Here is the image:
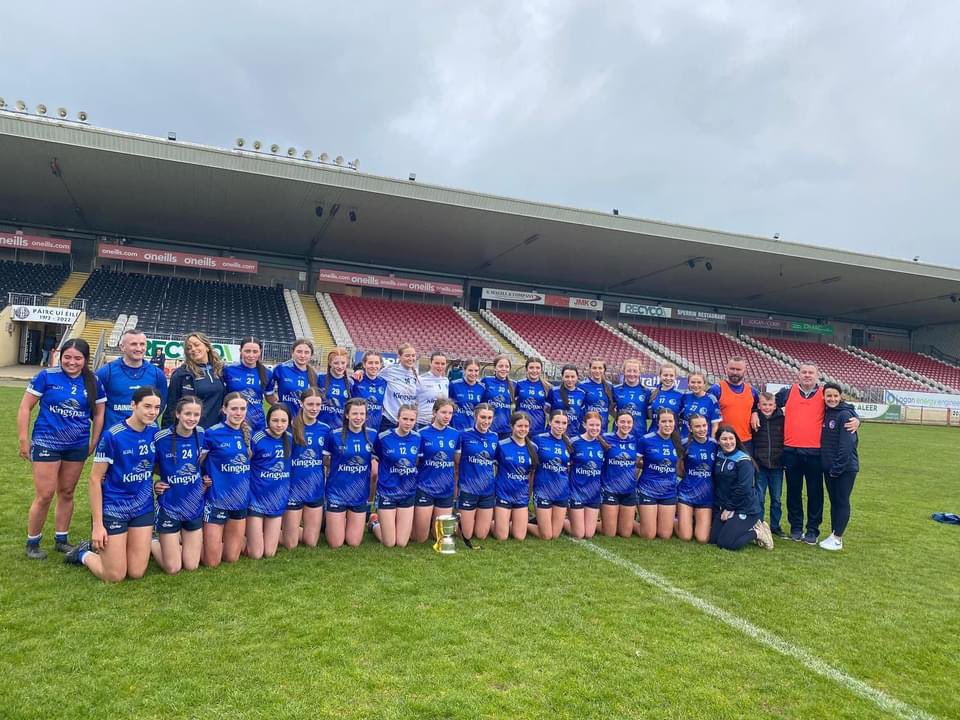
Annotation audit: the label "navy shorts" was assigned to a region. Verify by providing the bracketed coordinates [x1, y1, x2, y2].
[637, 491, 678, 506]
[601, 490, 638, 507]
[377, 494, 416, 510]
[103, 510, 154, 535]
[458, 492, 496, 511]
[569, 498, 601, 510]
[325, 500, 369, 514]
[534, 496, 569, 509]
[415, 488, 455, 508]
[203, 504, 248, 525]
[248, 508, 285, 519]
[678, 498, 713, 510]
[495, 497, 529, 510]
[31, 444, 87, 462]
[156, 506, 202, 534]
[286, 498, 325, 511]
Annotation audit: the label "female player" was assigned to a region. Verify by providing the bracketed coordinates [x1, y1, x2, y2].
[284, 388, 330, 549]
[449, 359, 485, 431]
[711, 425, 773, 551]
[514, 357, 552, 435]
[482, 354, 515, 437]
[601, 410, 640, 538]
[319, 347, 351, 429]
[493, 412, 537, 541]
[549, 364, 587, 436]
[200, 392, 252, 567]
[151, 396, 205, 574]
[529, 410, 572, 541]
[413, 398, 460, 543]
[581, 358, 615, 430]
[374, 343, 420, 431]
[819, 383, 860, 551]
[64, 386, 161, 582]
[371, 404, 421, 547]
[269, 338, 318, 417]
[677, 414, 716, 543]
[417, 352, 449, 428]
[457, 403, 498, 541]
[163, 332, 225, 429]
[568, 410, 607, 539]
[247, 404, 293, 559]
[222, 336, 273, 432]
[680, 372, 721, 440]
[18, 338, 105, 560]
[351, 351, 388, 432]
[324, 398, 377, 548]
[636, 409, 684, 540]
[647, 363, 684, 432]
[613, 358, 650, 439]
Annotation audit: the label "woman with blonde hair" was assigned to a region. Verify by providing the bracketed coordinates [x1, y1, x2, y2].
[319, 347, 351, 430]
[268, 338, 318, 418]
[163, 332, 225, 429]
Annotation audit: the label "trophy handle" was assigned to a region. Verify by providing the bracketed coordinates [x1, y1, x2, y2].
[432, 518, 443, 553]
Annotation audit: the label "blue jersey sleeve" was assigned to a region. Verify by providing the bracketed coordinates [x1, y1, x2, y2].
[27, 369, 48, 397]
[94, 429, 116, 464]
[707, 384, 722, 400]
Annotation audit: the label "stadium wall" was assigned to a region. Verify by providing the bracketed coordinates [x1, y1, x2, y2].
[912, 322, 960, 357]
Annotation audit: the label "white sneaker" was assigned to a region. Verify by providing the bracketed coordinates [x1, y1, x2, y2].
[819, 534, 843, 551]
[753, 520, 774, 550]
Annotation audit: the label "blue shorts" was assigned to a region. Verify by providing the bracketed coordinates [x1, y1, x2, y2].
[534, 496, 569, 509]
[678, 498, 713, 510]
[286, 498, 325, 511]
[31, 444, 87, 462]
[377, 494, 416, 510]
[415, 488, 455, 508]
[495, 497, 529, 510]
[458, 492, 496, 511]
[601, 490, 638, 507]
[637, 491, 678, 506]
[569, 499, 601, 510]
[325, 500, 369, 514]
[203, 504, 248, 525]
[156, 506, 203, 534]
[103, 510, 154, 535]
[248, 508, 285, 519]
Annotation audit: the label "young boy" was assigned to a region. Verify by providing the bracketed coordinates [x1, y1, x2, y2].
[752, 391, 785, 536]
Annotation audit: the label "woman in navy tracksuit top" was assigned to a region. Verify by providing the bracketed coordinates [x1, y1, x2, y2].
[710, 425, 773, 551]
[818, 383, 859, 551]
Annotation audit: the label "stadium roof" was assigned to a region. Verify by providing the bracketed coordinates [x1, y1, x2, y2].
[2, 111, 959, 330]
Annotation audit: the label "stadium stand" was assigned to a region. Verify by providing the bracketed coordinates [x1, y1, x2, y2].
[747, 336, 933, 392]
[624, 324, 797, 386]
[0, 260, 70, 309]
[330, 293, 497, 359]
[76, 268, 294, 344]
[858, 349, 960, 393]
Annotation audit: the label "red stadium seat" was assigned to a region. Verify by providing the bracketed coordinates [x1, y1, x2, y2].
[866, 350, 960, 392]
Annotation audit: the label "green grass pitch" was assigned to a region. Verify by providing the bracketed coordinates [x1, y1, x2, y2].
[0, 386, 958, 719]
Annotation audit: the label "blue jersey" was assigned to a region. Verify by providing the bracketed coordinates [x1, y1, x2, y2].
[482, 376, 514, 434]
[351, 374, 387, 431]
[249, 431, 292, 516]
[602, 432, 639, 494]
[154, 426, 206, 521]
[449, 379, 486, 431]
[580, 380, 613, 429]
[324, 428, 376, 507]
[27, 368, 106, 450]
[680, 393, 721, 439]
[271, 361, 313, 417]
[96, 359, 168, 429]
[648, 386, 685, 431]
[202, 422, 251, 511]
[532, 432, 571, 503]
[290, 419, 331, 506]
[375, 429, 421, 501]
[222, 362, 272, 432]
[613, 383, 650, 439]
[94, 422, 158, 520]
[417, 425, 461, 497]
[457, 428, 499, 496]
[570, 437, 604, 505]
[495, 438, 534, 506]
[318, 373, 351, 430]
[680, 437, 717, 507]
[638, 432, 680, 500]
[549, 386, 587, 436]
[515, 379, 550, 434]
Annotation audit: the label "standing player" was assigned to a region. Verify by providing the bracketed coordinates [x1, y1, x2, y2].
[351, 351, 388, 432]
[457, 404, 498, 542]
[283, 388, 330, 550]
[681, 372, 721, 440]
[152, 396, 205, 574]
[222, 337, 273, 432]
[269, 338, 318, 418]
[246, 404, 293, 560]
[482, 354, 515, 437]
[318, 347, 351, 430]
[708, 357, 757, 451]
[412, 398, 460, 543]
[647, 364, 684, 432]
[613, 358, 650, 439]
[636, 409, 684, 540]
[18, 338, 105, 559]
[448, 359, 485, 431]
[323, 398, 377, 548]
[581, 358, 615, 431]
[549, 365, 587, 436]
[371, 343, 420, 431]
[568, 411, 607, 539]
[514, 357, 552, 435]
[64, 386, 161, 582]
[417, 352, 450, 429]
[97, 329, 168, 430]
[371, 404, 421, 548]
[677, 415, 716, 543]
[600, 411, 640, 538]
[163, 332, 225, 429]
[493, 412, 537, 541]
[529, 410, 572, 541]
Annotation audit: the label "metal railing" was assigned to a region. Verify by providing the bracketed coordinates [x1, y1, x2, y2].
[7, 292, 87, 311]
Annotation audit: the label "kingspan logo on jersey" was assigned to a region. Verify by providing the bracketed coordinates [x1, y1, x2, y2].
[467, 451, 494, 467]
[168, 462, 199, 485]
[221, 453, 251, 474]
[424, 450, 452, 469]
[648, 461, 676, 474]
[260, 460, 289, 481]
[575, 459, 601, 478]
[341, 456, 369, 474]
[393, 457, 418, 477]
[292, 448, 322, 468]
[609, 452, 635, 469]
[122, 459, 155, 484]
[50, 397, 86, 419]
[542, 457, 568, 473]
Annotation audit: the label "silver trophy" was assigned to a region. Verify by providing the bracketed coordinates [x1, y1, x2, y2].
[432, 514, 458, 555]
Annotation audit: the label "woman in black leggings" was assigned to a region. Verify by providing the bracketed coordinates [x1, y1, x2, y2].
[710, 426, 773, 551]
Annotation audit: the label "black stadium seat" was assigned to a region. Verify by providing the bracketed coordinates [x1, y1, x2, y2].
[0, 260, 71, 310]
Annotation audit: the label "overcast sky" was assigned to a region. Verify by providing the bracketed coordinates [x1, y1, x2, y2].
[4, 1, 959, 266]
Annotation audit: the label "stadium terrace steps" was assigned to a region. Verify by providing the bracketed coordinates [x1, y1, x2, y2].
[597, 321, 663, 373]
[49, 271, 89, 305]
[480, 310, 548, 370]
[617, 324, 693, 375]
[460, 309, 524, 366]
[78, 319, 114, 359]
[859, 348, 959, 393]
[316, 293, 354, 348]
[299, 293, 337, 357]
[283, 290, 311, 341]
[330, 294, 497, 361]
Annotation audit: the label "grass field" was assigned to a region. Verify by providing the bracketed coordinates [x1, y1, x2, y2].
[1, 385, 958, 720]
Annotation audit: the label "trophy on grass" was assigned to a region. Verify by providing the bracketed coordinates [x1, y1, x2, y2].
[433, 514, 458, 555]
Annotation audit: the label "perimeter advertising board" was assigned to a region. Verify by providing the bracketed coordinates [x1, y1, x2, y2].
[98, 243, 258, 273]
[320, 268, 462, 297]
[482, 287, 603, 311]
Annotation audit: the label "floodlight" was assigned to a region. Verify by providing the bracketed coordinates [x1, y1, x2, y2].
[303, 150, 313, 160]
[236, 137, 245, 147]
[0, 98, 6, 108]
[57, 107, 67, 118]
[705, 261, 713, 271]
[287, 147, 296, 157]
[37, 104, 47, 115]
[348, 210, 357, 222]
[270, 144, 279, 153]
[253, 140, 262, 150]
[320, 153, 329, 162]
[77, 110, 88, 121]
[409, 172, 416, 181]
[613, 208, 619, 215]
[334, 155, 344, 165]
[16, 100, 27, 111]
[350, 158, 360, 169]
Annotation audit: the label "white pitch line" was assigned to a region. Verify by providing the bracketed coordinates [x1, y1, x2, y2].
[571, 539, 937, 720]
